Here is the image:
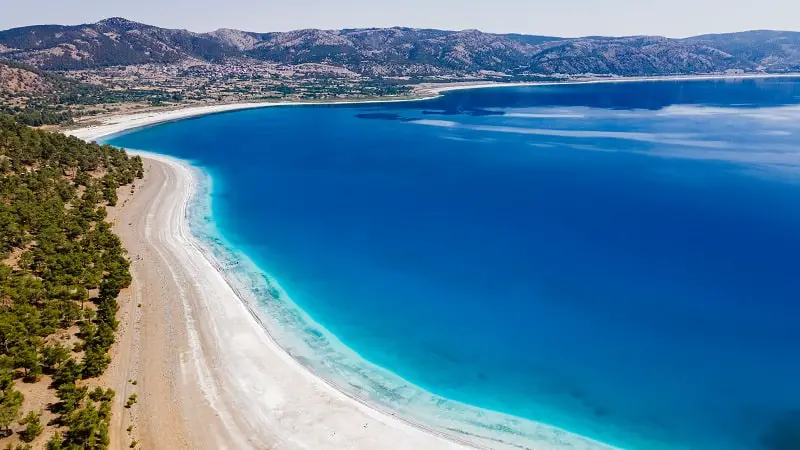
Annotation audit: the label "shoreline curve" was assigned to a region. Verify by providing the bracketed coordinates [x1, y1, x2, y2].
[109, 149, 619, 449]
[60, 78, 759, 449]
[66, 72, 800, 144]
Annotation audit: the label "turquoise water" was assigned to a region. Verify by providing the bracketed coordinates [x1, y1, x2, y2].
[108, 78, 800, 450]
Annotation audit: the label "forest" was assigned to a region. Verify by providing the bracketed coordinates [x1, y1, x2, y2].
[0, 114, 143, 448]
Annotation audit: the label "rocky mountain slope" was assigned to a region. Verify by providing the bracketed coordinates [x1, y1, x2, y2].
[0, 18, 234, 69]
[0, 61, 54, 95]
[0, 59, 118, 125]
[0, 59, 101, 100]
[1, 18, 799, 76]
[684, 31, 800, 72]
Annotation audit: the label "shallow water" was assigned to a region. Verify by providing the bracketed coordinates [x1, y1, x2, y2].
[108, 78, 800, 450]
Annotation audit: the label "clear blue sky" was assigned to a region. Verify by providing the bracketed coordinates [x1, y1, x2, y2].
[0, 0, 797, 37]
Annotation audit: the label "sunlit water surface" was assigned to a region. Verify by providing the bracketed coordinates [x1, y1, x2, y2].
[108, 78, 800, 450]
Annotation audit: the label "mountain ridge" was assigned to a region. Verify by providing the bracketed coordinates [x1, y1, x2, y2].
[1, 18, 799, 76]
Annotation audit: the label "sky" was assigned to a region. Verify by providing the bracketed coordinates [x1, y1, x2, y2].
[0, 0, 798, 37]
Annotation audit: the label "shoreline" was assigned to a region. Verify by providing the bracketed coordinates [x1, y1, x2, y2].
[65, 95, 438, 142]
[66, 72, 800, 142]
[64, 73, 798, 449]
[63, 73, 800, 449]
[424, 72, 800, 93]
[106, 152, 476, 449]
[99, 147, 617, 450]
[63, 74, 788, 449]
[68, 89, 627, 447]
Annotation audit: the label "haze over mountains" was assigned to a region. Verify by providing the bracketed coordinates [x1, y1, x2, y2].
[1, 17, 800, 77]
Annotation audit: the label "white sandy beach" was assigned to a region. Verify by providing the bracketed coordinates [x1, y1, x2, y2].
[67, 95, 438, 142]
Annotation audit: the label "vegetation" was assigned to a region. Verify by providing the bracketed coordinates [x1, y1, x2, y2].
[4, 444, 31, 450]
[124, 394, 137, 409]
[0, 60, 90, 126]
[0, 388, 22, 437]
[0, 59, 191, 126]
[17, 411, 42, 443]
[0, 106, 73, 128]
[0, 114, 142, 446]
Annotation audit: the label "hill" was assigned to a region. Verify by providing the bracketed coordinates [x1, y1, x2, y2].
[0, 61, 55, 95]
[0, 18, 235, 70]
[1, 18, 799, 76]
[0, 60, 80, 125]
[684, 30, 800, 72]
[0, 59, 120, 126]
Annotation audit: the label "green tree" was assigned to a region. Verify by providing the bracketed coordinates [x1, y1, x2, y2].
[64, 402, 109, 450]
[41, 343, 71, 373]
[55, 383, 87, 415]
[94, 323, 115, 349]
[18, 410, 43, 442]
[14, 344, 41, 382]
[0, 357, 14, 392]
[81, 346, 110, 379]
[0, 114, 142, 444]
[45, 432, 64, 450]
[53, 358, 81, 388]
[0, 388, 23, 437]
[88, 387, 114, 403]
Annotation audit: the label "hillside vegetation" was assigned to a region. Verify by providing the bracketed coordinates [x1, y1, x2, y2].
[0, 61, 90, 126]
[0, 114, 143, 448]
[0, 58, 184, 127]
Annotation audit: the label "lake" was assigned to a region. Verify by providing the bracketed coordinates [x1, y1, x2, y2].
[107, 78, 800, 450]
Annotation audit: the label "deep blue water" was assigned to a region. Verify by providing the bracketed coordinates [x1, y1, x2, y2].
[108, 78, 800, 450]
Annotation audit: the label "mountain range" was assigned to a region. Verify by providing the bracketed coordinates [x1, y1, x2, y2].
[1, 18, 800, 77]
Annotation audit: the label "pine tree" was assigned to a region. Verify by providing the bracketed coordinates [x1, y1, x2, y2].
[18, 410, 43, 442]
[0, 388, 23, 437]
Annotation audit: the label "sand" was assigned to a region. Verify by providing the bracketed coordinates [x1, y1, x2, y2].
[66, 96, 437, 142]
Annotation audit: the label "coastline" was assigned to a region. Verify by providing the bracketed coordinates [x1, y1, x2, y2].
[62, 73, 792, 449]
[63, 72, 800, 450]
[66, 72, 800, 450]
[65, 94, 439, 142]
[67, 90, 625, 448]
[92, 152, 618, 450]
[104, 152, 484, 449]
[424, 72, 800, 93]
[65, 72, 800, 142]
